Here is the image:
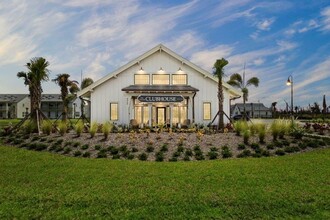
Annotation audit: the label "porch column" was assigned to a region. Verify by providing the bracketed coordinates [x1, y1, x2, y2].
[169, 104, 173, 128]
[148, 103, 152, 127]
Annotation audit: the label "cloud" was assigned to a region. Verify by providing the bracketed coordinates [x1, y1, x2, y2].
[190, 45, 234, 71]
[320, 6, 330, 31]
[256, 18, 275, 30]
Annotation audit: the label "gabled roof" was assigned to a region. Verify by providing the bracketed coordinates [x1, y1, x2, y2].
[77, 44, 242, 97]
[0, 94, 28, 103]
[122, 85, 199, 93]
[232, 103, 271, 111]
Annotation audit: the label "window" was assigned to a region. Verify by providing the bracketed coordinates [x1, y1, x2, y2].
[203, 102, 211, 120]
[152, 74, 170, 85]
[172, 74, 187, 85]
[134, 74, 149, 85]
[110, 103, 119, 121]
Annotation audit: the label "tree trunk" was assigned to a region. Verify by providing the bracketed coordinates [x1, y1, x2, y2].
[218, 79, 224, 131]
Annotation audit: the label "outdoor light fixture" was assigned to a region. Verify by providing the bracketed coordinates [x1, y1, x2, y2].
[137, 67, 145, 74]
[286, 75, 294, 119]
[176, 67, 184, 74]
[157, 67, 165, 74]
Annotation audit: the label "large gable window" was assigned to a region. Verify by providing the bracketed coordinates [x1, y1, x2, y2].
[152, 74, 170, 85]
[134, 74, 149, 85]
[110, 103, 118, 121]
[172, 74, 187, 85]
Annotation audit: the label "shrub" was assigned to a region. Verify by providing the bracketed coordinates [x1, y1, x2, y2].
[185, 149, 193, 157]
[195, 151, 205, 160]
[73, 142, 80, 148]
[82, 152, 91, 158]
[41, 121, 52, 135]
[102, 122, 111, 139]
[35, 143, 48, 151]
[221, 146, 233, 158]
[21, 121, 37, 134]
[290, 127, 304, 140]
[160, 144, 168, 152]
[58, 121, 68, 136]
[94, 145, 102, 150]
[177, 145, 184, 153]
[193, 145, 201, 151]
[173, 151, 181, 157]
[127, 154, 135, 160]
[64, 141, 73, 147]
[73, 150, 82, 157]
[112, 154, 121, 159]
[110, 147, 119, 155]
[250, 143, 260, 150]
[89, 122, 98, 138]
[119, 145, 127, 152]
[208, 151, 218, 160]
[169, 157, 178, 162]
[243, 129, 251, 145]
[75, 121, 84, 137]
[183, 155, 190, 161]
[155, 152, 164, 162]
[233, 120, 248, 136]
[131, 147, 139, 153]
[31, 136, 39, 142]
[255, 123, 266, 143]
[266, 143, 275, 150]
[237, 149, 252, 158]
[138, 152, 148, 161]
[64, 147, 72, 154]
[298, 142, 307, 150]
[281, 140, 290, 147]
[275, 149, 285, 156]
[262, 150, 271, 157]
[146, 146, 154, 153]
[97, 151, 107, 158]
[81, 144, 89, 150]
[40, 137, 47, 142]
[237, 144, 246, 150]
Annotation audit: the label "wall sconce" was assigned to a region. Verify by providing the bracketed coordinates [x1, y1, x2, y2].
[176, 67, 184, 74]
[137, 67, 145, 74]
[157, 67, 165, 74]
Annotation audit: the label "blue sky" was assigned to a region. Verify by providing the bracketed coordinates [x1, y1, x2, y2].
[0, 0, 329, 110]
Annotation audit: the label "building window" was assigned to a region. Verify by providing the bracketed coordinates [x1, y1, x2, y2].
[134, 74, 149, 85]
[172, 74, 187, 85]
[134, 105, 149, 124]
[152, 74, 170, 85]
[110, 103, 119, 121]
[203, 102, 211, 120]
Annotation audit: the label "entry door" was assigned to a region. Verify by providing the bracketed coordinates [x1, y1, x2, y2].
[157, 107, 166, 124]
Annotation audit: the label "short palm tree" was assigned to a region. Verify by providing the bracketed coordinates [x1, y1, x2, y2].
[227, 71, 259, 119]
[80, 77, 94, 117]
[52, 73, 79, 122]
[213, 58, 229, 131]
[17, 57, 50, 128]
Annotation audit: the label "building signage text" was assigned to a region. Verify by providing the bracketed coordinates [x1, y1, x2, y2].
[137, 95, 184, 103]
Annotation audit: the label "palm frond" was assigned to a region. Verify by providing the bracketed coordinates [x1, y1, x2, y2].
[246, 77, 259, 87]
[229, 73, 243, 85]
[227, 80, 241, 88]
[81, 78, 94, 90]
[212, 58, 228, 78]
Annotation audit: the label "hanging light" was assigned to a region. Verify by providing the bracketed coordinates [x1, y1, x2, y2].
[176, 67, 184, 74]
[137, 67, 145, 74]
[157, 67, 165, 74]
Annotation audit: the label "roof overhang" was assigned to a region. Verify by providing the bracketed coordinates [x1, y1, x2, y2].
[122, 85, 199, 93]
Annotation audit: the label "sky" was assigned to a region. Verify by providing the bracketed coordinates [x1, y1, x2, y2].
[0, 0, 330, 110]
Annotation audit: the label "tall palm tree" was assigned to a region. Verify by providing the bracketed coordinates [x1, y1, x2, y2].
[17, 57, 50, 124]
[213, 58, 229, 131]
[80, 77, 94, 117]
[52, 73, 79, 122]
[227, 70, 259, 119]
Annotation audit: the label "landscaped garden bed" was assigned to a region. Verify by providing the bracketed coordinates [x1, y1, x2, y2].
[1, 119, 329, 161]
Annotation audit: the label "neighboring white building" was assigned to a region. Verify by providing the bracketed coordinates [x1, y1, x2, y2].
[77, 44, 241, 127]
[231, 103, 272, 118]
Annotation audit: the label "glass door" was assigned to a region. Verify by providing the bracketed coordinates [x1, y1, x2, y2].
[156, 107, 166, 124]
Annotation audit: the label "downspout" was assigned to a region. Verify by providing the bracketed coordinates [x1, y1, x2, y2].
[192, 92, 196, 123]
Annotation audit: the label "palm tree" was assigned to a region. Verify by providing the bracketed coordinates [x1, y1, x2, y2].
[80, 77, 94, 117]
[227, 70, 259, 119]
[17, 57, 50, 126]
[52, 73, 79, 122]
[213, 58, 229, 131]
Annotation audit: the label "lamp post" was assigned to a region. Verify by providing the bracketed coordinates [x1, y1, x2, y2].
[286, 75, 294, 119]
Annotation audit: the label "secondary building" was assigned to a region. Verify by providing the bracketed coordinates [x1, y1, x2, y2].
[77, 44, 241, 127]
[231, 103, 272, 118]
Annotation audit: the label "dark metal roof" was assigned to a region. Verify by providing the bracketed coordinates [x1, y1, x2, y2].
[122, 85, 199, 93]
[0, 94, 28, 103]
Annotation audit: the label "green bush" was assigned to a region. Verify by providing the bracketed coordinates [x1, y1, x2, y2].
[97, 151, 107, 158]
[138, 152, 148, 161]
[64, 141, 73, 147]
[75, 121, 84, 137]
[89, 122, 98, 138]
[21, 121, 37, 134]
[112, 154, 121, 159]
[160, 144, 168, 152]
[185, 149, 193, 157]
[73, 150, 82, 157]
[94, 145, 102, 150]
[266, 143, 275, 150]
[146, 146, 154, 153]
[243, 129, 251, 145]
[255, 123, 266, 143]
[250, 143, 260, 150]
[233, 120, 248, 136]
[110, 147, 119, 155]
[177, 145, 184, 152]
[119, 145, 127, 152]
[169, 157, 178, 162]
[58, 121, 68, 136]
[221, 146, 233, 158]
[237, 143, 246, 150]
[275, 149, 285, 156]
[155, 152, 164, 162]
[290, 127, 304, 139]
[183, 155, 190, 161]
[73, 142, 80, 148]
[102, 122, 111, 139]
[81, 144, 89, 150]
[41, 121, 52, 135]
[195, 151, 205, 160]
[131, 147, 139, 153]
[208, 151, 218, 160]
[64, 147, 72, 154]
[35, 143, 48, 151]
[82, 152, 91, 158]
[127, 154, 134, 160]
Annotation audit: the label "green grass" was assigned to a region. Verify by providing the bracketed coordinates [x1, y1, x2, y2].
[0, 119, 20, 129]
[0, 146, 329, 219]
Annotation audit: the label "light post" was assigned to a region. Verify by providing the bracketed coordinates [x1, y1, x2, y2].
[286, 75, 293, 119]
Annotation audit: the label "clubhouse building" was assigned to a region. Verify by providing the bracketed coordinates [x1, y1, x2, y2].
[77, 44, 241, 127]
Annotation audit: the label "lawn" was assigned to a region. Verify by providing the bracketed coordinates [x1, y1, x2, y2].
[0, 146, 329, 219]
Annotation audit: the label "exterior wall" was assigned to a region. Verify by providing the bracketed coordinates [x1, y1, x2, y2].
[17, 97, 31, 118]
[90, 50, 232, 125]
